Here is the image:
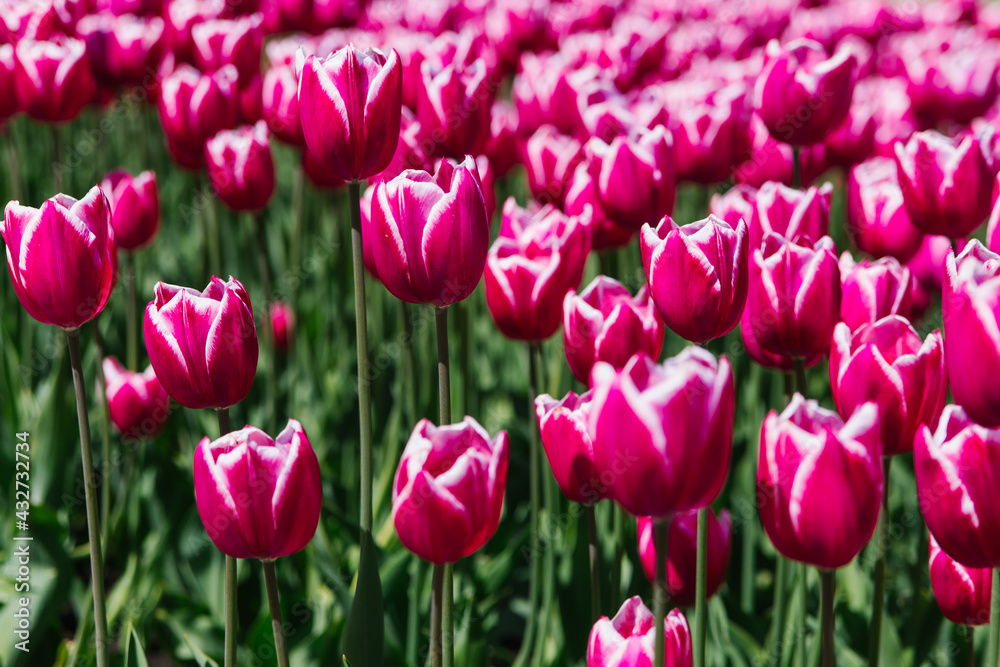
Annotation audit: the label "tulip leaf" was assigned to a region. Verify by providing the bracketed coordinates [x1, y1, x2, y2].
[343, 657, 354, 667]
[341, 529, 385, 667]
[124, 623, 150, 667]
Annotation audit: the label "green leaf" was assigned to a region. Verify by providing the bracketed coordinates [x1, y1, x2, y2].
[341, 529, 384, 667]
[343, 657, 354, 667]
[183, 633, 221, 667]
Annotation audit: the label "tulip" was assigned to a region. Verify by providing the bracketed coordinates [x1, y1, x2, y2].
[2, 186, 117, 329]
[157, 63, 239, 169]
[270, 301, 294, 351]
[14, 36, 94, 123]
[636, 509, 732, 608]
[192, 16, 262, 85]
[0, 45, 17, 121]
[535, 390, 606, 505]
[523, 125, 584, 207]
[858, 76, 918, 159]
[484, 100, 520, 178]
[641, 214, 749, 344]
[262, 64, 304, 147]
[916, 405, 1000, 568]
[357, 185, 380, 279]
[838, 254, 912, 333]
[370, 156, 489, 307]
[929, 534, 993, 626]
[709, 184, 756, 231]
[589, 348, 733, 519]
[563, 162, 634, 250]
[76, 13, 165, 88]
[371, 107, 431, 185]
[758, 395, 882, 569]
[392, 417, 509, 564]
[746, 233, 841, 359]
[102, 356, 170, 442]
[143, 276, 258, 410]
[163, 0, 224, 63]
[587, 596, 693, 667]
[297, 44, 402, 183]
[739, 306, 823, 372]
[669, 83, 752, 184]
[733, 114, 794, 188]
[194, 420, 321, 560]
[416, 57, 494, 159]
[302, 147, 344, 191]
[101, 169, 159, 251]
[750, 180, 832, 251]
[562, 276, 664, 385]
[204, 121, 275, 212]
[754, 38, 855, 146]
[894, 130, 992, 238]
[846, 156, 923, 262]
[238, 73, 263, 125]
[485, 202, 592, 341]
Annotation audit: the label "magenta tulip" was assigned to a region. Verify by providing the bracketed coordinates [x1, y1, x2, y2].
[101, 169, 159, 251]
[758, 395, 882, 569]
[204, 121, 275, 212]
[587, 596, 693, 667]
[76, 13, 164, 88]
[838, 254, 912, 333]
[357, 185, 380, 280]
[270, 301, 294, 351]
[2, 186, 117, 329]
[709, 184, 756, 232]
[523, 124, 584, 207]
[669, 82, 752, 184]
[143, 276, 258, 410]
[262, 63, 304, 147]
[739, 306, 823, 372]
[416, 57, 493, 159]
[929, 534, 993, 626]
[750, 180, 832, 251]
[846, 156, 923, 262]
[192, 15, 262, 85]
[102, 356, 170, 442]
[157, 63, 239, 169]
[564, 162, 635, 250]
[163, 0, 223, 63]
[194, 420, 321, 560]
[14, 36, 94, 123]
[392, 417, 509, 564]
[535, 390, 606, 505]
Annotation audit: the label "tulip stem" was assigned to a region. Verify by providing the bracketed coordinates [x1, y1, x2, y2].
[988, 569, 1000, 667]
[792, 146, 802, 190]
[252, 211, 276, 431]
[771, 556, 788, 667]
[401, 301, 417, 426]
[443, 563, 454, 667]
[793, 358, 807, 397]
[431, 563, 444, 667]
[66, 329, 109, 667]
[869, 457, 892, 667]
[653, 517, 671, 667]
[820, 569, 835, 667]
[4, 128, 23, 202]
[91, 325, 112, 554]
[611, 505, 623, 609]
[797, 565, 807, 667]
[203, 178, 223, 278]
[968, 625, 976, 667]
[348, 181, 374, 534]
[694, 507, 708, 667]
[531, 343, 557, 667]
[290, 160, 305, 281]
[217, 408, 237, 667]
[262, 560, 290, 667]
[435, 306, 451, 425]
[406, 556, 421, 665]
[51, 124, 62, 192]
[585, 504, 601, 622]
[125, 253, 138, 371]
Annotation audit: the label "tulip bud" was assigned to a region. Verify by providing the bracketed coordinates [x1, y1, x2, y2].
[485, 202, 592, 341]
[2, 186, 117, 329]
[157, 63, 239, 169]
[270, 301, 294, 351]
[102, 356, 171, 442]
[192, 15, 262, 85]
[535, 391, 607, 505]
[710, 184, 756, 232]
[589, 349, 733, 519]
[750, 180, 832, 251]
[416, 57, 494, 159]
[484, 100, 520, 178]
[14, 36, 94, 123]
[523, 125, 584, 207]
[564, 163, 634, 250]
[163, 0, 224, 63]
[76, 13, 165, 89]
[929, 534, 993, 626]
[758, 395, 882, 569]
[846, 156, 923, 262]
[204, 121, 275, 212]
[916, 405, 1000, 568]
[894, 130, 992, 238]
[838, 254, 912, 333]
[194, 420, 321, 560]
[238, 73, 263, 125]
[637, 508, 731, 608]
[670, 83, 752, 184]
[296, 44, 402, 182]
[392, 417, 509, 564]
[587, 596, 692, 667]
[823, 85, 876, 168]
[641, 215, 749, 344]
[144, 276, 258, 410]
[101, 169, 160, 251]
[262, 64, 304, 147]
[371, 157, 489, 306]
[562, 276, 664, 384]
[903, 29, 998, 125]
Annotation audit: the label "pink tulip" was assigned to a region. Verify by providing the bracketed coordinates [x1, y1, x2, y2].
[754, 38, 855, 146]
[562, 276, 663, 385]
[485, 0, 553, 71]
[370, 107, 431, 185]
[192, 15, 262, 85]
[589, 349, 733, 518]
[484, 99, 520, 178]
[392, 417, 509, 564]
[838, 254, 912, 333]
[194, 420, 321, 560]
[535, 390, 606, 505]
[416, 57, 494, 159]
[846, 156, 923, 262]
[76, 13, 165, 88]
[587, 596, 693, 667]
[157, 63, 239, 169]
[485, 202, 592, 341]
[358, 185, 380, 280]
[371, 157, 489, 307]
[739, 306, 823, 372]
[0, 45, 17, 121]
[270, 300, 294, 351]
[14, 36, 94, 123]
[523, 124, 584, 207]
[163, 0, 224, 63]
[916, 405, 1000, 568]
[101, 169, 159, 251]
[301, 147, 344, 191]
[641, 214, 749, 344]
[563, 162, 634, 250]
[709, 184, 756, 232]
[143, 276, 258, 410]
[858, 76, 918, 159]
[296, 44, 402, 182]
[262, 64, 303, 147]
[758, 395, 882, 569]
[102, 356, 171, 442]
[2, 186, 117, 329]
[750, 180, 832, 251]
[746, 233, 841, 359]
[733, 114, 794, 188]
[204, 121, 275, 212]
[668, 82, 752, 184]
[823, 84, 876, 168]
[637, 508, 731, 608]
[929, 534, 993, 626]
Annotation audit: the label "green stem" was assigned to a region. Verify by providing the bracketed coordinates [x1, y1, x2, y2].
[217, 408, 237, 667]
[91, 325, 112, 554]
[66, 329, 109, 667]
[653, 517, 671, 667]
[869, 457, 892, 667]
[694, 507, 708, 667]
[290, 160, 305, 281]
[988, 569, 1000, 667]
[797, 565, 807, 667]
[435, 307, 451, 425]
[204, 180, 222, 278]
[443, 562, 454, 667]
[586, 504, 601, 622]
[262, 560, 290, 667]
[968, 625, 976, 667]
[457, 299, 471, 417]
[612, 506, 623, 609]
[532, 343, 556, 667]
[4, 127, 23, 202]
[125, 253, 138, 371]
[513, 345, 541, 667]
[793, 358, 807, 397]
[348, 181, 374, 534]
[772, 556, 788, 667]
[401, 301, 417, 427]
[51, 124, 62, 192]
[820, 570, 836, 667]
[431, 563, 444, 667]
[252, 211, 276, 431]
[406, 556, 421, 665]
[792, 146, 802, 190]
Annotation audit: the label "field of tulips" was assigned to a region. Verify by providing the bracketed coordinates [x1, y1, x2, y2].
[7, 0, 1000, 666]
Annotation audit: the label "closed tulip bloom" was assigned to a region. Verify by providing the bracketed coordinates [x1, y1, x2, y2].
[587, 596, 693, 667]
[641, 215, 749, 344]
[416, 57, 493, 159]
[14, 36, 94, 123]
[739, 306, 823, 372]
[564, 163, 634, 251]
[823, 86, 876, 168]
[670, 83, 752, 184]
[562, 276, 664, 384]
[392, 417, 509, 564]
[747, 233, 841, 359]
[262, 64, 303, 147]
[0, 45, 17, 121]
[523, 125, 584, 207]
[894, 130, 992, 238]
[535, 390, 606, 505]
[637, 508, 731, 608]
[846, 156, 923, 262]
[589, 349, 734, 519]
[916, 405, 1000, 568]
[485, 204, 592, 341]
[2, 186, 117, 329]
[357, 185, 380, 279]
[371, 157, 488, 307]
[157, 63, 239, 169]
[143, 276, 258, 410]
[194, 420, 321, 560]
[301, 147, 344, 191]
[163, 0, 224, 63]
[903, 31, 999, 125]
[102, 356, 170, 442]
[204, 121, 275, 212]
[709, 184, 756, 231]
[750, 180, 832, 251]
[754, 38, 856, 146]
[270, 301, 294, 351]
[758, 395, 882, 569]
[77, 13, 165, 88]
[101, 169, 159, 251]
[192, 16, 262, 85]
[929, 534, 993, 626]
[839, 254, 912, 332]
[297, 44, 402, 183]
[484, 100, 520, 178]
